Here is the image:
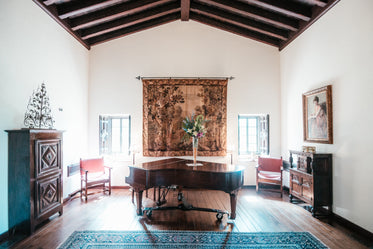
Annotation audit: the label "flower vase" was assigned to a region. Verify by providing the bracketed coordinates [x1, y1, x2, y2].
[192, 137, 198, 165]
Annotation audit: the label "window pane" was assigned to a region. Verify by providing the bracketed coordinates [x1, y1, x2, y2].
[248, 127, 256, 135]
[111, 119, 121, 153]
[239, 118, 246, 127]
[248, 143, 257, 152]
[238, 117, 247, 154]
[248, 119, 256, 126]
[122, 119, 129, 154]
[239, 138, 247, 154]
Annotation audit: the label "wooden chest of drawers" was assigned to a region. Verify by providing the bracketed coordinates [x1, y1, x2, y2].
[289, 150, 332, 217]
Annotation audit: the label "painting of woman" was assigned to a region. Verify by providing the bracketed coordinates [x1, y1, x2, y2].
[308, 95, 327, 139]
[303, 85, 333, 144]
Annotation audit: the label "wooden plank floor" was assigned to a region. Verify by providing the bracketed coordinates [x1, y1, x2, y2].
[4, 188, 369, 249]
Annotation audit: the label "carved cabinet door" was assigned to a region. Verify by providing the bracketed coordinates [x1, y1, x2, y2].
[35, 139, 62, 178]
[290, 171, 302, 197]
[35, 174, 62, 218]
[301, 175, 313, 202]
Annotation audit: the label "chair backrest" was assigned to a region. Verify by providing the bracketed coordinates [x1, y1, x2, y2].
[80, 158, 105, 174]
[258, 156, 282, 172]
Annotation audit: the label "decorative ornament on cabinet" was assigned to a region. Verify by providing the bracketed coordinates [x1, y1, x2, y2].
[24, 82, 55, 129]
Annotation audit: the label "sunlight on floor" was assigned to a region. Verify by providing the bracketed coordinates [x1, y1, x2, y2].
[243, 195, 261, 203]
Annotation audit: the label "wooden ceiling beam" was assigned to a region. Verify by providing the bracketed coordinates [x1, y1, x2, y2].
[88, 13, 180, 46]
[70, 0, 174, 31]
[190, 12, 280, 47]
[33, 0, 90, 49]
[81, 2, 181, 40]
[197, 0, 298, 31]
[36, 0, 339, 49]
[57, 0, 123, 20]
[244, 0, 312, 21]
[181, 0, 191, 21]
[43, 0, 64, 6]
[302, 0, 327, 7]
[191, 2, 288, 40]
[279, 0, 340, 50]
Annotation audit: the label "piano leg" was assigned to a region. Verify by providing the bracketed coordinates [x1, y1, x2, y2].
[229, 190, 238, 219]
[136, 190, 143, 216]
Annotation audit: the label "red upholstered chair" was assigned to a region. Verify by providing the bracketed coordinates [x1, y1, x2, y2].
[80, 158, 112, 201]
[256, 156, 283, 197]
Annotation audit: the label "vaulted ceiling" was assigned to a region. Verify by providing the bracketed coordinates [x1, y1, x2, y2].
[33, 0, 340, 50]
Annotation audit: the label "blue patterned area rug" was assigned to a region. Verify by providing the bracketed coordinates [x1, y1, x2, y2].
[58, 230, 328, 249]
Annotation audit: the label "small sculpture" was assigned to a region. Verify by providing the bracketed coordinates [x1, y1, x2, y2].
[24, 82, 55, 129]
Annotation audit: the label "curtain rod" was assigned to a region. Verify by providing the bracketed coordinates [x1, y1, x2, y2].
[136, 76, 235, 80]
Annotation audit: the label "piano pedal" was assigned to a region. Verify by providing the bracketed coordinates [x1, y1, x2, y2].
[145, 209, 152, 218]
[216, 212, 224, 221]
[156, 199, 166, 206]
[177, 192, 183, 201]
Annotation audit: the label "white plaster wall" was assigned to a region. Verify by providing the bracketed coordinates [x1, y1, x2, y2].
[0, 1, 89, 234]
[280, 0, 373, 233]
[89, 21, 281, 186]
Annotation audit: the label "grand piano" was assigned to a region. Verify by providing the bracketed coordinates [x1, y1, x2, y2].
[125, 158, 245, 220]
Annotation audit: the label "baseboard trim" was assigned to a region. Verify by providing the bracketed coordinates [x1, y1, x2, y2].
[332, 212, 373, 243]
[242, 185, 255, 189]
[288, 196, 373, 244]
[0, 231, 9, 242]
[63, 189, 81, 203]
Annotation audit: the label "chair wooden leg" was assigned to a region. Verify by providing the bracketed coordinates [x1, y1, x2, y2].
[85, 181, 88, 202]
[131, 188, 134, 204]
[255, 167, 258, 193]
[108, 168, 112, 195]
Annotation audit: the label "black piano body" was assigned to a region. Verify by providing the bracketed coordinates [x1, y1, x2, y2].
[125, 158, 245, 219]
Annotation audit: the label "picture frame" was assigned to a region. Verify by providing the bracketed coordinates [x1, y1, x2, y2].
[303, 85, 333, 144]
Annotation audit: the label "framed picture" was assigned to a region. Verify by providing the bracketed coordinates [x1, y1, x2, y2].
[303, 85, 333, 144]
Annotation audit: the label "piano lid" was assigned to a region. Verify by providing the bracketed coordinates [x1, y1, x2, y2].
[129, 158, 246, 173]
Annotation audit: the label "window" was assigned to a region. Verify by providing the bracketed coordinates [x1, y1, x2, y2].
[238, 114, 269, 155]
[99, 115, 131, 155]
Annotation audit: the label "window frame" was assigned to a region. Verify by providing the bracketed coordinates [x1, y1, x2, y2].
[99, 114, 131, 156]
[238, 114, 269, 156]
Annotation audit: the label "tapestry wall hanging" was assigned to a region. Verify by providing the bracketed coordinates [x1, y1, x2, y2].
[143, 78, 227, 157]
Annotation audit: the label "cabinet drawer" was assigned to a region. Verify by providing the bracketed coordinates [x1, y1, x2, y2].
[302, 176, 313, 201]
[35, 174, 62, 219]
[35, 139, 62, 177]
[290, 172, 301, 196]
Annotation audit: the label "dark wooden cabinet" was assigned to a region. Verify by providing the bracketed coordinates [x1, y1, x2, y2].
[289, 150, 332, 217]
[6, 129, 63, 235]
